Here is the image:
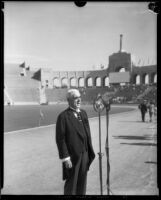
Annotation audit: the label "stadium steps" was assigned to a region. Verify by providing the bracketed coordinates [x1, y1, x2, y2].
[137, 86, 155, 100]
[6, 87, 39, 103]
[81, 87, 111, 103]
[45, 88, 68, 102]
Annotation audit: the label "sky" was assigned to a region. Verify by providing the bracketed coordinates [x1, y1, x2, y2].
[4, 1, 157, 71]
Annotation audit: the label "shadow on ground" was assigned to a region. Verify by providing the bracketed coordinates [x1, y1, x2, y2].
[119, 120, 153, 124]
[120, 142, 157, 146]
[145, 161, 157, 164]
[113, 135, 155, 140]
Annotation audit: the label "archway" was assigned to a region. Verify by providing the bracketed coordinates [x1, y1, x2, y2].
[145, 74, 149, 84]
[78, 77, 85, 87]
[70, 77, 77, 87]
[53, 78, 61, 88]
[119, 68, 126, 72]
[136, 75, 141, 85]
[87, 77, 93, 87]
[95, 77, 101, 87]
[61, 78, 68, 88]
[154, 74, 157, 83]
[104, 76, 109, 86]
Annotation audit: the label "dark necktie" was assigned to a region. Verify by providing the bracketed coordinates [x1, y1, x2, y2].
[77, 112, 82, 122]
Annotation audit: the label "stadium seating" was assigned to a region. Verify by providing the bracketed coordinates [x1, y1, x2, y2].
[80, 87, 114, 103]
[45, 88, 68, 102]
[5, 75, 38, 88]
[4, 63, 157, 105]
[4, 64, 39, 104]
[4, 63, 22, 75]
[112, 84, 157, 103]
[141, 85, 157, 103]
[6, 88, 39, 103]
[4, 92, 9, 105]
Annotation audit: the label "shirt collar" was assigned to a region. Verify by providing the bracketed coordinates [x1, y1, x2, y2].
[69, 106, 80, 113]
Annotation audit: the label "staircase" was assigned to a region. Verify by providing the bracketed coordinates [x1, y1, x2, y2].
[137, 86, 154, 100]
[4, 87, 14, 105]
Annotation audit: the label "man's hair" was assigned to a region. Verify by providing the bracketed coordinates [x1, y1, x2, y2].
[66, 89, 80, 101]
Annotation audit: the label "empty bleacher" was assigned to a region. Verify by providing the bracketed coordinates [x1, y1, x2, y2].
[4, 63, 157, 105]
[4, 63, 39, 104]
[4, 63, 22, 75]
[4, 92, 9, 105]
[7, 88, 39, 103]
[45, 88, 68, 102]
[5, 75, 38, 88]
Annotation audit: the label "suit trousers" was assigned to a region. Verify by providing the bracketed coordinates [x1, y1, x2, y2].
[141, 111, 146, 122]
[64, 150, 89, 195]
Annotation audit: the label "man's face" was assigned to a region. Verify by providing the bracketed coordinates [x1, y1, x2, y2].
[69, 92, 81, 110]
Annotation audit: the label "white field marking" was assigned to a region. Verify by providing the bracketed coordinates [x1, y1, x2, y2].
[4, 107, 137, 135]
[4, 124, 55, 135]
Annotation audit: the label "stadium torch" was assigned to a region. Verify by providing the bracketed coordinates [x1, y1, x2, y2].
[93, 93, 105, 195]
[102, 92, 113, 195]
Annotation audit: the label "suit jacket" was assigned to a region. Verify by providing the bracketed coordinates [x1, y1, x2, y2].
[139, 103, 147, 113]
[56, 107, 95, 180]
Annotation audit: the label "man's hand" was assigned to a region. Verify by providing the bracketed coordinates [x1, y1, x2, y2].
[64, 159, 72, 169]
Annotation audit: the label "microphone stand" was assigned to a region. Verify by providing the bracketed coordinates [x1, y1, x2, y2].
[105, 103, 110, 195]
[93, 94, 105, 195]
[102, 94, 112, 195]
[98, 111, 103, 195]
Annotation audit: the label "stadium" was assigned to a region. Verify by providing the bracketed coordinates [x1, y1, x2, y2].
[4, 35, 157, 106]
[3, 35, 158, 195]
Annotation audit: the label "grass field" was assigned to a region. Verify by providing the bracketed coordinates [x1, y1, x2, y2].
[4, 104, 135, 132]
[2, 104, 158, 195]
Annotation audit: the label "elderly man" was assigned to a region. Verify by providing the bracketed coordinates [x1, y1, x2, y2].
[56, 89, 95, 195]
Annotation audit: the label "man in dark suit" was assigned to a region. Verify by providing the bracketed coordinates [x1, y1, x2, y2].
[138, 99, 147, 122]
[56, 89, 95, 195]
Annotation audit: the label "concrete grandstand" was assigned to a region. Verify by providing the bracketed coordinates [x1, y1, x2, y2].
[4, 35, 157, 105]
